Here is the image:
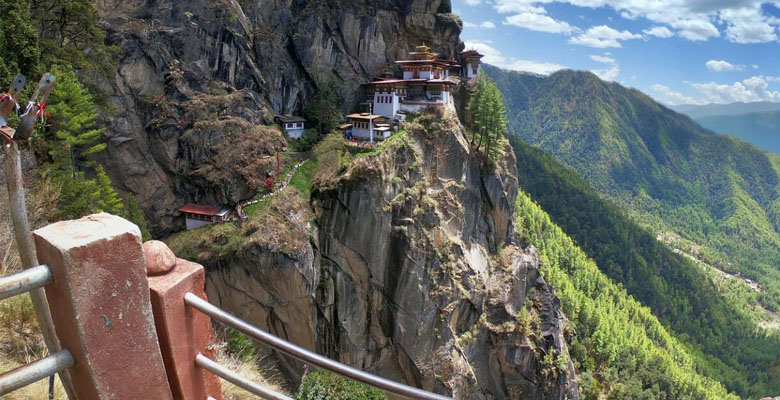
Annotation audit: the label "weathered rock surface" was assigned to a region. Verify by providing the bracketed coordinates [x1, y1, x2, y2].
[312, 112, 578, 399]
[104, 0, 580, 396]
[185, 112, 579, 399]
[93, 0, 464, 234]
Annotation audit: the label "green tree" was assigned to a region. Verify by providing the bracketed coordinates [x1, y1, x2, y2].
[126, 196, 151, 241]
[29, 0, 116, 76]
[467, 75, 507, 164]
[96, 166, 123, 215]
[40, 65, 125, 220]
[45, 66, 106, 170]
[303, 83, 342, 135]
[0, 0, 41, 85]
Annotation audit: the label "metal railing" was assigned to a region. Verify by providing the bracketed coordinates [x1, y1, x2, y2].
[0, 265, 52, 301]
[195, 353, 293, 400]
[184, 292, 454, 400]
[0, 265, 74, 396]
[0, 350, 74, 394]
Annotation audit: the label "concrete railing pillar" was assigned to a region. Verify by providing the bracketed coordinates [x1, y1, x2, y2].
[144, 240, 222, 400]
[33, 213, 173, 400]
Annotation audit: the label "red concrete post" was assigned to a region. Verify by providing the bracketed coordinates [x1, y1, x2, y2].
[33, 213, 173, 400]
[145, 241, 222, 400]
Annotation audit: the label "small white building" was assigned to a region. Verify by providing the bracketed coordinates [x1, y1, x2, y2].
[275, 115, 306, 139]
[346, 113, 391, 142]
[179, 204, 230, 230]
[461, 49, 484, 79]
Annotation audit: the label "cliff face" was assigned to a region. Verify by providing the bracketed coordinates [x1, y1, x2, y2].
[93, 0, 463, 234]
[185, 111, 579, 399]
[312, 113, 578, 399]
[104, 1, 580, 396]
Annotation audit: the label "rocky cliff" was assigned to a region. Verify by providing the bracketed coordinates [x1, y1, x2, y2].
[170, 110, 579, 399]
[93, 0, 463, 234]
[98, 0, 580, 396]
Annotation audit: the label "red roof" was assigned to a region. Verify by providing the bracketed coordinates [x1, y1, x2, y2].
[178, 203, 221, 216]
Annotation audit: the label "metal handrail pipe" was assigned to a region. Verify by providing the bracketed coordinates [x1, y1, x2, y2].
[184, 293, 454, 400]
[195, 353, 294, 400]
[0, 264, 52, 301]
[0, 350, 74, 395]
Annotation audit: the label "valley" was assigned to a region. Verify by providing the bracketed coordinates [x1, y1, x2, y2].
[2, 0, 780, 399]
[487, 64, 780, 397]
[672, 103, 780, 155]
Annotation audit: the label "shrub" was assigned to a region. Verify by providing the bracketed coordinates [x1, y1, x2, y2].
[297, 370, 387, 400]
[225, 327, 255, 361]
[289, 128, 321, 152]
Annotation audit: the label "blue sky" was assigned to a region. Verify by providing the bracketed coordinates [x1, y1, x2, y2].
[452, 0, 780, 105]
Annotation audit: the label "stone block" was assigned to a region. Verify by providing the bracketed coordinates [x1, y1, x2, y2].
[33, 213, 173, 400]
[148, 258, 222, 400]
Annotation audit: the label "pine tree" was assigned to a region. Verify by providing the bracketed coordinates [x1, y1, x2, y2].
[41, 66, 125, 219]
[30, 0, 116, 75]
[125, 195, 151, 241]
[45, 66, 106, 170]
[303, 82, 342, 135]
[0, 1, 41, 85]
[467, 75, 507, 164]
[96, 166, 123, 215]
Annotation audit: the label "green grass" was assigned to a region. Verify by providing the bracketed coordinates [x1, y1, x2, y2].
[244, 194, 274, 216]
[349, 129, 409, 159]
[289, 158, 318, 199]
[164, 221, 242, 261]
[297, 370, 387, 400]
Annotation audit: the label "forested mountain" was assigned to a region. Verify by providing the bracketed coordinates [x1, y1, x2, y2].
[510, 138, 780, 397]
[670, 102, 780, 155]
[513, 166, 738, 400]
[484, 64, 780, 314]
[671, 101, 780, 119]
[694, 110, 780, 155]
[483, 64, 780, 397]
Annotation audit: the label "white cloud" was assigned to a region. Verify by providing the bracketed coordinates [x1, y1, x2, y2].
[492, 0, 780, 44]
[590, 54, 616, 64]
[752, 64, 760, 69]
[504, 11, 579, 34]
[503, 59, 569, 74]
[463, 0, 482, 5]
[494, 1, 546, 14]
[590, 54, 619, 81]
[668, 18, 720, 41]
[463, 40, 566, 75]
[464, 20, 497, 29]
[643, 26, 674, 38]
[569, 25, 642, 48]
[652, 84, 703, 105]
[720, 8, 778, 43]
[652, 75, 780, 105]
[689, 75, 780, 103]
[594, 64, 620, 81]
[705, 60, 744, 72]
[464, 41, 507, 66]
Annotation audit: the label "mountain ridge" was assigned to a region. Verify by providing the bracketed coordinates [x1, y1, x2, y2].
[671, 101, 780, 119]
[485, 63, 780, 397]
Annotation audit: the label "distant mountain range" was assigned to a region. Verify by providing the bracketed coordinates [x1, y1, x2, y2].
[671, 102, 780, 154]
[484, 64, 780, 397]
[670, 101, 780, 119]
